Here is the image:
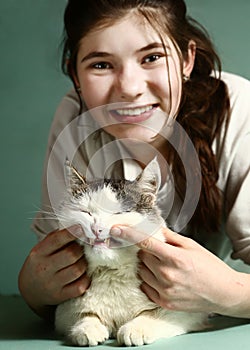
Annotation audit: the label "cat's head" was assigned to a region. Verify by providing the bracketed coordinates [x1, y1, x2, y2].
[58, 158, 164, 266]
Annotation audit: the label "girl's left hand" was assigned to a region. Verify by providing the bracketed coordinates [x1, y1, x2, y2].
[110, 225, 245, 316]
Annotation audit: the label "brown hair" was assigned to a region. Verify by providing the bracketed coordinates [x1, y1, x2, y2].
[61, 0, 230, 233]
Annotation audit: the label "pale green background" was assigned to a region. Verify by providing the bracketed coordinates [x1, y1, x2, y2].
[0, 0, 249, 295]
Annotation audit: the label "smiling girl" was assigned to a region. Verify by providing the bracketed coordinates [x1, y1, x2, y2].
[19, 0, 250, 323]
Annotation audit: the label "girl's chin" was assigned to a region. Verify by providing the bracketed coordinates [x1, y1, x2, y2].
[103, 124, 157, 143]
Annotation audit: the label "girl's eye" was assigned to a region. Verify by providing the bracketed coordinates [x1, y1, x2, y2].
[91, 62, 112, 70]
[143, 54, 164, 64]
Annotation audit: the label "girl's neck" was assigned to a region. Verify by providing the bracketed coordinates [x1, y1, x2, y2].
[119, 136, 170, 183]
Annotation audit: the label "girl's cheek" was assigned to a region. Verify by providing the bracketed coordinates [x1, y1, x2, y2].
[80, 76, 115, 108]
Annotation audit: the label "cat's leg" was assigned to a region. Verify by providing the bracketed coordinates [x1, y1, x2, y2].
[69, 315, 109, 346]
[117, 314, 187, 346]
[117, 308, 207, 346]
[56, 299, 110, 346]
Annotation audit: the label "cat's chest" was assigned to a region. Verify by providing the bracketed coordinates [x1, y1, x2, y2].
[81, 266, 156, 328]
[87, 265, 141, 297]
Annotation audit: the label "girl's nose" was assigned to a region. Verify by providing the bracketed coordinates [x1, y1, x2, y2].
[115, 64, 146, 100]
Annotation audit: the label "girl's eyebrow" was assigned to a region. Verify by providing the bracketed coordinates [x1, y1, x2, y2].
[137, 42, 167, 53]
[80, 42, 167, 63]
[81, 51, 111, 63]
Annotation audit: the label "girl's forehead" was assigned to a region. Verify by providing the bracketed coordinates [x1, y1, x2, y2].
[87, 11, 148, 34]
[79, 13, 172, 51]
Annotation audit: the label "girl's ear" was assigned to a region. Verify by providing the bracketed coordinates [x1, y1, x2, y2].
[183, 40, 196, 78]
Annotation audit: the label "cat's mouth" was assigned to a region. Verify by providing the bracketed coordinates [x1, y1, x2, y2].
[86, 237, 120, 248]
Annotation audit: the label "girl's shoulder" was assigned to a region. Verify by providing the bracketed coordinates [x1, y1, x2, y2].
[214, 72, 250, 188]
[221, 71, 250, 109]
[51, 89, 82, 133]
[220, 71, 250, 131]
[212, 72, 250, 172]
[48, 89, 98, 145]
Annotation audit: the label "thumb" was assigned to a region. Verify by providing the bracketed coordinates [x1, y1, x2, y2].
[110, 225, 168, 257]
[161, 226, 187, 246]
[110, 225, 150, 245]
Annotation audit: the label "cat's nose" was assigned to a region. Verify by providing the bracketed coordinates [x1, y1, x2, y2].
[91, 223, 104, 238]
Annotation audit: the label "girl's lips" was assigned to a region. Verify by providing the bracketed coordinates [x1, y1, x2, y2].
[109, 104, 159, 123]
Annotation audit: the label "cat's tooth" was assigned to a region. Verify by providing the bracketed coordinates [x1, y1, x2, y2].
[89, 238, 95, 245]
[105, 238, 110, 247]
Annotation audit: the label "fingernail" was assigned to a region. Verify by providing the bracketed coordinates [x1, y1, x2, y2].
[110, 226, 122, 237]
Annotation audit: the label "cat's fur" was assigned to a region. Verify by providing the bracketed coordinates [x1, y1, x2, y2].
[55, 159, 207, 346]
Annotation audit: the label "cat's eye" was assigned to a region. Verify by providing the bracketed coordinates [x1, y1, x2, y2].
[81, 210, 92, 216]
[114, 210, 131, 215]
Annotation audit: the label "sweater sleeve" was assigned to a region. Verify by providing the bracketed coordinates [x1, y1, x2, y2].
[225, 132, 250, 264]
[31, 89, 122, 240]
[31, 89, 82, 240]
[218, 73, 250, 264]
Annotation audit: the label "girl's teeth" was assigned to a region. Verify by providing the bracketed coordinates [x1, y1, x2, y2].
[115, 105, 153, 116]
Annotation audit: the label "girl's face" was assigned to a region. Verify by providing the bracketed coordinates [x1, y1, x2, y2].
[75, 13, 195, 144]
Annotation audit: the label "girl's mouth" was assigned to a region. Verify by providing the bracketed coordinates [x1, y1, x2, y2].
[109, 104, 159, 123]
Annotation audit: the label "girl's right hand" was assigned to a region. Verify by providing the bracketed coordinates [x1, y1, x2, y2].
[18, 226, 90, 320]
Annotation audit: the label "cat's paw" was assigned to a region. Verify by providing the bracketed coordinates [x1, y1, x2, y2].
[117, 319, 158, 346]
[69, 317, 109, 346]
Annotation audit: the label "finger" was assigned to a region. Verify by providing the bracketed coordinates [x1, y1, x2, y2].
[62, 273, 91, 301]
[110, 225, 169, 259]
[161, 227, 188, 247]
[141, 282, 173, 310]
[138, 250, 161, 271]
[111, 225, 150, 244]
[140, 282, 160, 305]
[139, 262, 159, 291]
[37, 225, 83, 255]
[51, 242, 84, 270]
[57, 257, 88, 285]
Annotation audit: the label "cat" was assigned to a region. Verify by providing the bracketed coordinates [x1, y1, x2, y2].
[55, 159, 207, 346]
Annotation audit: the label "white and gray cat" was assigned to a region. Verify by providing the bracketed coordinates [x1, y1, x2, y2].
[55, 159, 207, 346]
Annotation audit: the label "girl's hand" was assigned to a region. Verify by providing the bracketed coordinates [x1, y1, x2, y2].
[18, 226, 90, 319]
[111, 225, 247, 316]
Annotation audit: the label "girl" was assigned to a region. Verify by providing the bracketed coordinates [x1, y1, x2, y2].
[19, 0, 250, 322]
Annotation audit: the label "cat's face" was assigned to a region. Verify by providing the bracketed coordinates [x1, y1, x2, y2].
[60, 181, 159, 247]
[58, 159, 164, 264]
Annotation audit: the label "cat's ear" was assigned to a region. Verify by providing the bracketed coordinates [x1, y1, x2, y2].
[136, 157, 161, 208]
[64, 159, 87, 196]
[136, 157, 161, 192]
